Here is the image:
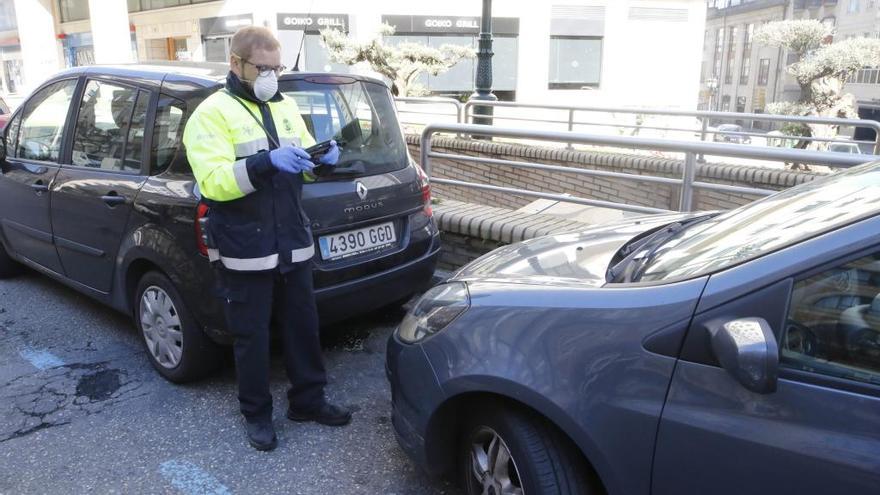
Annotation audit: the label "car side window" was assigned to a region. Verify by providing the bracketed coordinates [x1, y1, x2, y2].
[71, 80, 146, 173]
[152, 95, 185, 174]
[783, 252, 880, 386]
[17, 79, 78, 162]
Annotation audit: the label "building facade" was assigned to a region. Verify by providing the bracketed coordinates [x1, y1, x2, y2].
[699, 0, 789, 127]
[700, 0, 880, 129]
[0, 0, 707, 110]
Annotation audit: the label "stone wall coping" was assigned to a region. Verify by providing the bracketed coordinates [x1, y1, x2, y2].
[407, 133, 826, 189]
[434, 198, 593, 244]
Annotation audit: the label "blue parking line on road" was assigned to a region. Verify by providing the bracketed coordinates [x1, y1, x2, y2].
[159, 460, 232, 495]
[18, 348, 64, 370]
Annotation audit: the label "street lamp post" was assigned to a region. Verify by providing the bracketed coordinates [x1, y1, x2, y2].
[469, 0, 497, 129]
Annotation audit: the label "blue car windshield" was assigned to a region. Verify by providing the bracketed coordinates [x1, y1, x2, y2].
[639, 162, 880, 282]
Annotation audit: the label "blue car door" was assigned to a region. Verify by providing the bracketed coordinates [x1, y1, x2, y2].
[652, 233, 880, 494]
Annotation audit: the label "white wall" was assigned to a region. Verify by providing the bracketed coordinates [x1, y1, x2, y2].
[48, 0, 706, 109]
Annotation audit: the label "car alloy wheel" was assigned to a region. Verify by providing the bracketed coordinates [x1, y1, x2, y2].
[468, 426, 524, 495]
[140, 285, 183, 369]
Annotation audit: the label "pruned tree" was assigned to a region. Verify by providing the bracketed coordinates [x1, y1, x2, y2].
[755, 20, 880, 167]
[321, 24, 475, 97]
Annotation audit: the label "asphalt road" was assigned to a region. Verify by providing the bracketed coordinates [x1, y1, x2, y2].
[0, 269, 459, 495]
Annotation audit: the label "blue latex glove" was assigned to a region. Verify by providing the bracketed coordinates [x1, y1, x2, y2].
[269, 146, 314, 174]
[318, 140, 340, 166]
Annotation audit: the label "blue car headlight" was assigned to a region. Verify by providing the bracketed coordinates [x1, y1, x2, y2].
[397, 282, 470, 343]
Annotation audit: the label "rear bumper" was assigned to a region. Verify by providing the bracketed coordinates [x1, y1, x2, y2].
[315, 236, 440, 324]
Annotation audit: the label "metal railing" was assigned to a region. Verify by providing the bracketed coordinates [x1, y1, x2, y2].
[460, 100, 880, 155]
[420, 123, 878, 214]
[395, 97, 463, 125]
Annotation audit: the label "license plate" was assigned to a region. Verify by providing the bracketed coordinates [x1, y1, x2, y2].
[318, 222, 397, 261]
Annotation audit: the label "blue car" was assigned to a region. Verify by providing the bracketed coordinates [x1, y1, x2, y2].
[387, 162, 880, 495]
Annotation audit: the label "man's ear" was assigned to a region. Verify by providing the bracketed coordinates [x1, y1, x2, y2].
[229, 55, 242, 76]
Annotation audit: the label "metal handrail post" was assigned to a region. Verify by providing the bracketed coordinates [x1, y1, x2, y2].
[874, 133, 880, 156]
[421, 128, 433, 178]
[697, 117, 708, 163]
[567, 109, 575, 150]
[679, 152, 697, 211]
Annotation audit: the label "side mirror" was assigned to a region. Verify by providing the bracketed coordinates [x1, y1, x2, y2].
[708, 317, 779, 394]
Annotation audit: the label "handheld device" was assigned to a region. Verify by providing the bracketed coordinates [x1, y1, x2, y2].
[304, 140, 344, 164]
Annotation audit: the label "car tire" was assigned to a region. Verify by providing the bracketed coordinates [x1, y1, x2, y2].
[134, 271, 221, 383]
[0, 241, 22, 278]
[459, 403, 599, 495]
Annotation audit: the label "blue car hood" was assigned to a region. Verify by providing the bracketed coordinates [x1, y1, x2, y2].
[452, 212, 700, 288]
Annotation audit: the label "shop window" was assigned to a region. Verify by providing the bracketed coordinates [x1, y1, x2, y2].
[204, 38, 229, 63]
[303, 34, 350, 74]
[758, 59, 771, 86]
[0, 0, 16, 31]
[129, 0, 216, 12]
[58, 0, 89, 23]
[548, 36, 602, 89]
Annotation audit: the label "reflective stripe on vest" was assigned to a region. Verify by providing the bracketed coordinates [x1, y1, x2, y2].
[233, 137, 269, 157]
[232, 159, 255, 195]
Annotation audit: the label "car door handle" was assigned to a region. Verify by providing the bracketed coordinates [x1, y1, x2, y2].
[101, 193, 126, 207]
[30, 181, 49, 193]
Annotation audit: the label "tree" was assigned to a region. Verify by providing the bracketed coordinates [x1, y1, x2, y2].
[755, 20, 880, 166]
[320, 24, 475, 97]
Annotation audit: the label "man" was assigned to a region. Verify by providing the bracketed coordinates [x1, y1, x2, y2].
[183, 26, 352, 451]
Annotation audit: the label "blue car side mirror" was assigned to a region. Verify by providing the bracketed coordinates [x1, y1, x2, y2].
[708, 317, 779, 394]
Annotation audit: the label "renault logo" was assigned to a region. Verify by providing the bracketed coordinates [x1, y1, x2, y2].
[356, 182, 368, 200]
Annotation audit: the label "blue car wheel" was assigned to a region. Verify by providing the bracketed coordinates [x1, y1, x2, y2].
[459, 402, 599, 495]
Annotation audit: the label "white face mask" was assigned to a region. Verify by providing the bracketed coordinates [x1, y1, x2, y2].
[252, 72, 278, 102]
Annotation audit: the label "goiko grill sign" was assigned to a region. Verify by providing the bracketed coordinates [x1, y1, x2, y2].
[380, 15, 519, 35]
[276, 14, 349, 33]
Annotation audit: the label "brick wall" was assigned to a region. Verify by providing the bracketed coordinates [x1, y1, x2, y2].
[407, 134, 826, 212]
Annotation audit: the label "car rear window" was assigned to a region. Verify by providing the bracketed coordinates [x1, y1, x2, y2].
[281, 76, 408, 179]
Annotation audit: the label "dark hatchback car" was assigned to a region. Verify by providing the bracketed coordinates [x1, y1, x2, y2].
[0, 63, 439, 382]
[388, 163, 880, 494]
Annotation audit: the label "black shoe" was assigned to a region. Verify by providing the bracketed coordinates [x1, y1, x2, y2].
[245, 420, 277, 451]
[287, 402, 353, 426]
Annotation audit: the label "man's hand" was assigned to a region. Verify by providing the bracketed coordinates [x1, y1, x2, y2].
[318, 140, 340, 166]
[269, 146, 315, 174]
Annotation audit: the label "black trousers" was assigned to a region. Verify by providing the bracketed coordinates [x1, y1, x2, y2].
[216, 261, 327, 422]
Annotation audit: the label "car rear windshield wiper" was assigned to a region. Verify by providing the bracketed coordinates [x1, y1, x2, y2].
[313, 161, 367, 180]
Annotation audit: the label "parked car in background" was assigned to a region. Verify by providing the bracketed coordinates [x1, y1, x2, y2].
[0, 64, 440, 382]
[0, 96, 10, 129]
[712, 123, 751, 144]
[766, 129, 797, 148]
[387, 162, 880, 495]
[828, 140, 863, 154]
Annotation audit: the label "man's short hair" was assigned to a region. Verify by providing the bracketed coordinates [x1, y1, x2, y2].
[230, 26, 281, 60]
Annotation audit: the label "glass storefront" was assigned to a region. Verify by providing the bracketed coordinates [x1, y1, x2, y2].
[381, 15, 519, 97]
[276, 13, 349, 73]
[200, 14, 253, 62]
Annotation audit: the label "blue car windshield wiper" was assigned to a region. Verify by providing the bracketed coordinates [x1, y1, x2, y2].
[605, 215, 715, 284]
